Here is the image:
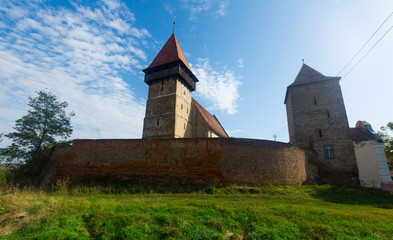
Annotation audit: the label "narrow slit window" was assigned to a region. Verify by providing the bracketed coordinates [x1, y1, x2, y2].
[184, 123, 186, 129]
[314, 96, 317, 105]
[157, 118, 159, 126]
[324, 145, 335, 159]
[187, 108, 189, 113]
[181, 104, 183, 110]
[161, 82, 164, 91]
[327, 109, 330, 119]
[319, 129, 322, 138]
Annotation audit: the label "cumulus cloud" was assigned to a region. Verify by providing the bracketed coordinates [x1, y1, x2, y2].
[0, 1, 150, 141]
[192, 58, 241, 114]
[181, 0, 230, 21]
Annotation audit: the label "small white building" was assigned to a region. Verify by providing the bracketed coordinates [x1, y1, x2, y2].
[351, 121, 392, 189]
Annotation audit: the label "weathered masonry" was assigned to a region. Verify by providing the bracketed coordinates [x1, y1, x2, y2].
[142, 34, 228, 139]
[42, 32, 392, 188]
[285, 64, 359, 185]
[42, 138, 317, 186]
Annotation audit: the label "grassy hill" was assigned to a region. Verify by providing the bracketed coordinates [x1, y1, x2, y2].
[0, 184, 392, 239]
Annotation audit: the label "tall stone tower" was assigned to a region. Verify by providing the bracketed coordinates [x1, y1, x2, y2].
[142, 34, 199, 139]
[285, 64, 359, 184]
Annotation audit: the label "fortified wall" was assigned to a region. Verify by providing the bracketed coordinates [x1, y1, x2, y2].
[45, 138, 317, 186]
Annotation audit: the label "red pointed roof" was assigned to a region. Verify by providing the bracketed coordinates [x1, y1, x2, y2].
[145, 34, 191, 71]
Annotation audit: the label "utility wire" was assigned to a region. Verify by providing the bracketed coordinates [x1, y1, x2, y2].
[337, 12, 393, 76]
[274, 126, 288, 136]
[274, 13, 393, 140]
[341, 23, 393, 81]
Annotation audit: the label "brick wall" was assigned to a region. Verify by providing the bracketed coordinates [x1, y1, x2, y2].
[50, 138, 317, 186]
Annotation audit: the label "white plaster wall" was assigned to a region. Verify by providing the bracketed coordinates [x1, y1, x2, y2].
[353, 140, 392, 188]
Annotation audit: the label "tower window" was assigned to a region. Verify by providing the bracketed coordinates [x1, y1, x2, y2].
[187, 108, 188, 113]
[161, 82, 164, 91]
[327, 109, 330, 119]
[319, 129, 322, 138]
[157, 118, 159, 126]
[184, 123, 186, 129]
[314, 96, 317, 105]
[324, 145, 335, 159]
[181, 104, 183, 110]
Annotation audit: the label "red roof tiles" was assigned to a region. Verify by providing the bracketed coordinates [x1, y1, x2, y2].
[145, 34, 191, 71]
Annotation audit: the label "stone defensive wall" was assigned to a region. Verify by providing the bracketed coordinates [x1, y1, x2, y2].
[47, 138, 317, 186]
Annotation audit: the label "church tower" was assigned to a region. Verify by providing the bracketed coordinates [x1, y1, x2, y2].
[285, 64, 359, 184]
[142, 34, 199, 139]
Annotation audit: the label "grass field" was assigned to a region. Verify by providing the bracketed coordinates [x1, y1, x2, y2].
[0, 184, 392, 239]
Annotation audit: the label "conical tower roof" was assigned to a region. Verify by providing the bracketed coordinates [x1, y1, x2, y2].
[284, 64, 340, 104]
[290, 64, 339, 87]
[144, 34, 191, 71]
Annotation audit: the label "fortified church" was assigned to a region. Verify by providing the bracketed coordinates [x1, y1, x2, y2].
[42, 33, 392, 190]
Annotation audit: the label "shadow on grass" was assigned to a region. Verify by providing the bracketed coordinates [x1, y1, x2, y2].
[310, 185, 393, 209]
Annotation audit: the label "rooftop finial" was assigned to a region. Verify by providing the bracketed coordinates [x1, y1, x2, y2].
[173, 22, 176, 35]
[302, 59, 304, 64]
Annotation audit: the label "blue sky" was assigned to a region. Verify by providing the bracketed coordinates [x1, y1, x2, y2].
[1, 0, 392, 145]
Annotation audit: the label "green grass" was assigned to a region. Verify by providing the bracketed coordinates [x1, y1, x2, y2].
[0, 184, 392, 239]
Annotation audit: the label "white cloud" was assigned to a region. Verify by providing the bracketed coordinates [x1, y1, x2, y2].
[237, 58, 244, 68]
[0, 1, 150, 142]
[181, 0, 230, 21]
[164, 3, 175, 16]
[216, 0, 230, 17]
[192, 58, 241, 114]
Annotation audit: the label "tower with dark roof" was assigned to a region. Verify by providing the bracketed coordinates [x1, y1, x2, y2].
[142, 34, 228, 139]
[285, 64, 359, 184]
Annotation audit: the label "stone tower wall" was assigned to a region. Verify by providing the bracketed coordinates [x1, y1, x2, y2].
[174, 79, 193, 138]
[143, 76, 187, 139]
[286, 80, 359, 184]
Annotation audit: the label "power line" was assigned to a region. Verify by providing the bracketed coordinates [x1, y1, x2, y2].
[337, 12, 393, 76]
[341, 23, 393, 82]
[273, 15, 393, 141]
[274, 126, 288, 136]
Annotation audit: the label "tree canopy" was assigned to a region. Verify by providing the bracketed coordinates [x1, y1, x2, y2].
[1, 90, 74, 182]
[378, 122, 393, 170]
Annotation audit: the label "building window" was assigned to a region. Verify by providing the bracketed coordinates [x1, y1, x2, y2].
[319, 129, 322, 138]
[161, 82, 164, 91]
[157, 118, 159, 126]
[181, 104, 183, 110]
[324, 145, 335, 159]
[184, 123, 186, 129]
[314, 96, 317, 105]
[327, 109, 330, 119]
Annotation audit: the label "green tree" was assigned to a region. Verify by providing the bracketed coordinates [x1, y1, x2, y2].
[1, 90, 74, 182]
[378, 122, 393, 170]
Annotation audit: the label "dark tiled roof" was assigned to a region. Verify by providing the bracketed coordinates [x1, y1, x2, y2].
[355, 120, 383, 141]
[284, 64, 340, 104]
[192, 98, 229, 138]
[144, 34, 191, 71]
[350, 127, 377, 141]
